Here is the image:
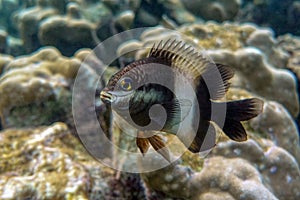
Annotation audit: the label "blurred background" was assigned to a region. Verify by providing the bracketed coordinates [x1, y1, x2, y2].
[0, 0, 299, 199]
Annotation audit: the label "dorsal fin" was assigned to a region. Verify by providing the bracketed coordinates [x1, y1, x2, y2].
[147, 39, 235, 100]
[148, 39, 210, 77]
[197, 63, 235, 100]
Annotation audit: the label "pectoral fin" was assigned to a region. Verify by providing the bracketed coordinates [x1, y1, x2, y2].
[163, 99, 192, 130]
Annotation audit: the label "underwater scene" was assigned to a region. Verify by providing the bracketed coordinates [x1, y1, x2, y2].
[0, 0, 300, 199]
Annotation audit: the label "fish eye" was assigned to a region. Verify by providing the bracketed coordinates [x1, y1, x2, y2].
[119, 77, 133, 91]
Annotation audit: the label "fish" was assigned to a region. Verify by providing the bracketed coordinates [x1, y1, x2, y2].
[100, 39, 264, 161]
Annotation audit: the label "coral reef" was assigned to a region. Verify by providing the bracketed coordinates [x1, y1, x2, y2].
[141, 142, 295, 200]
[0, 122, 150, 199]
[181, 0, 241, 22]
[38, 3, 97, 56]
[140, 91, 300, 200]
[1, 0, 300, 58]
[0, 123, 108, 199]
[0, 47, 81, 128]
[0, 1, 299, 199]
[238, 0, 300, 36]
[114, 25, 300, 199]
[250, 101, 300, 163]
[13, 0, 58, 53]
[0, 30, 8, 53]
[119, 24, 299, 117]
[0, 0, 191, 56]
[276, 34, 300, 131]
[208, 48, 298, 117]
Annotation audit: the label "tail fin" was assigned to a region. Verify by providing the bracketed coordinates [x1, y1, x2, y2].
[178, 98, 263, 153]
[222, 98, 264, 141]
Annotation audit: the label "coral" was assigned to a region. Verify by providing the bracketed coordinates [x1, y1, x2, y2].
[13, 0, 58, 53]
[179, 22, 256, 50]
[117, 24, 299, 117]
[180, 22, 291, 70]
[246, 28, 289, 68]
[238, 0, 300, 35]
[114, 25, 300, 199]
[141, 127, 300, 199]
[117, 39, 143, 60]
[114, 10, 135, 31]
[0, 54, 13, 75]
[0, 47, 81, 127]
[0, 30, 8, 53]
[250, 101, 300, 164]
[6, 0, 113, 56]
[0, 0, 19, 34]
[0, 122, 114, 199]
[208, 47, 299, 117]
[181, 0, 241, 22]
[276, 34, 300, 80]
[38, 3, 97, 56]
[210, 140, 300, 200]
[134, 0, 195, 27]
[141, 151, 284, 200]
[0, 122, 156, 199]
[161, 0, 196, 25]
[74, 0, 112, 24]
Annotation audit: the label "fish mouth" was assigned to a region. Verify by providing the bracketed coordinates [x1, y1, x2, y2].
[100, 90, 115, 103]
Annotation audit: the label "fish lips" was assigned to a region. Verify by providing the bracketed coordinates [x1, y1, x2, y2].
[100, 90, 132, 105]
[100, 90, 115, 104]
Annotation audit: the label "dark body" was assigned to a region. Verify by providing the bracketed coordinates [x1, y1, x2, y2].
[100, 39, 264, 157]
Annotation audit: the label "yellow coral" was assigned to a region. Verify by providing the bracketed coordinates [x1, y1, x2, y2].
[0, 123, 113, 199]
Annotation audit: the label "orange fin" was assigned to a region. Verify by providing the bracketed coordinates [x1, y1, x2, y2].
[148, 135, 171, 162]
[136, 137, 150, 156]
